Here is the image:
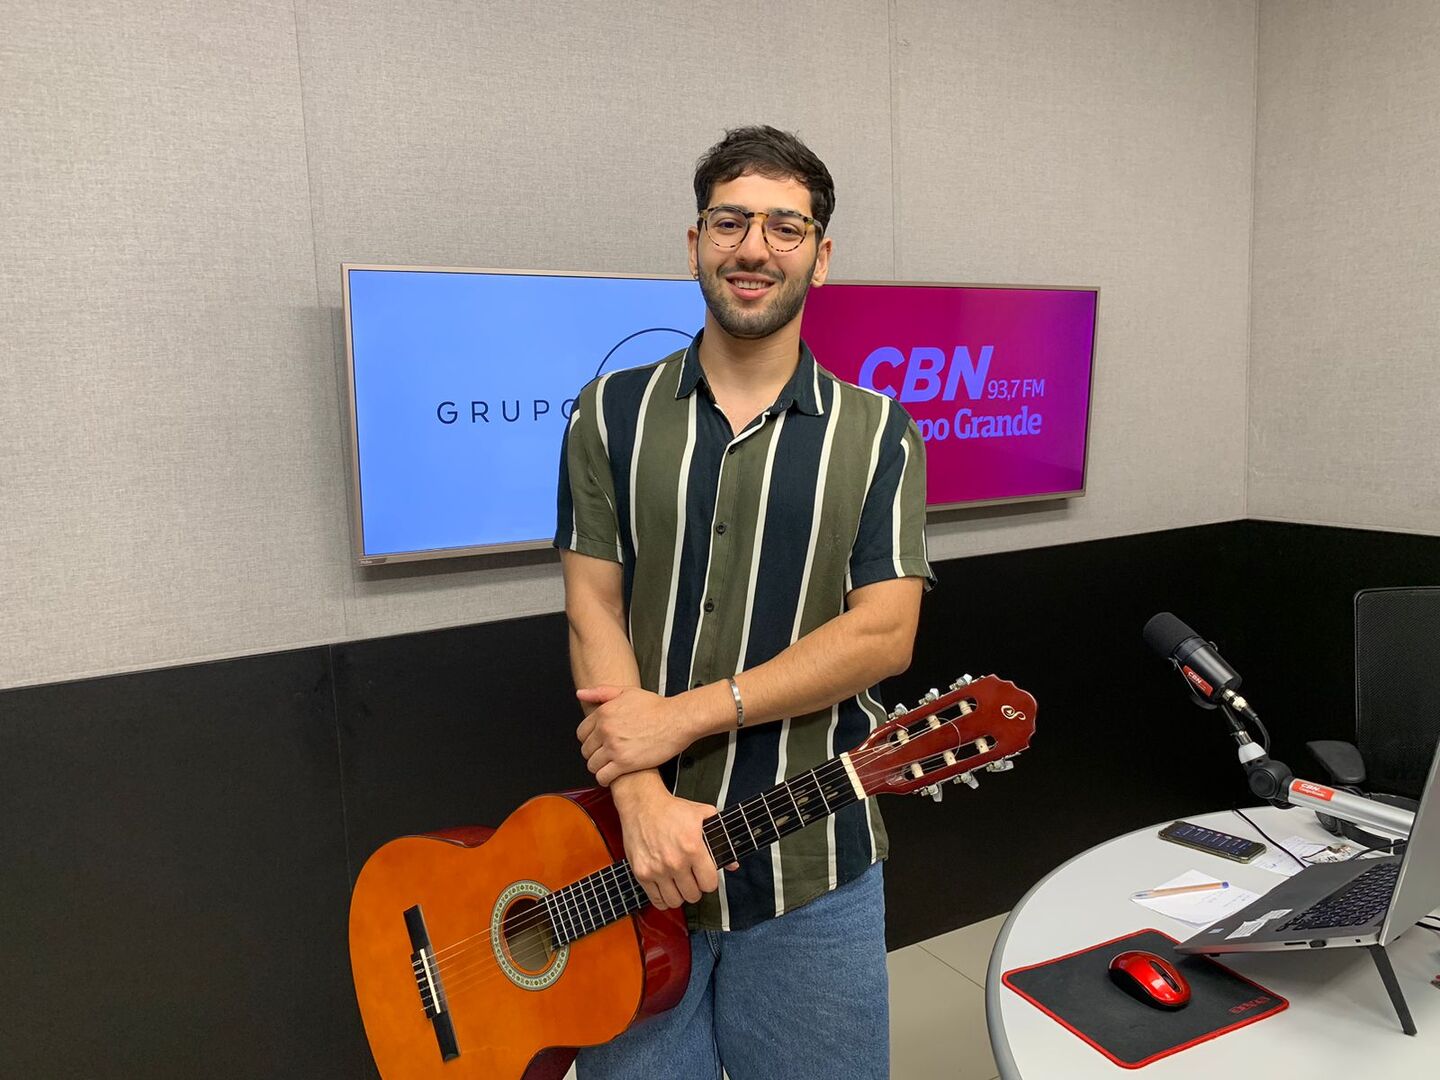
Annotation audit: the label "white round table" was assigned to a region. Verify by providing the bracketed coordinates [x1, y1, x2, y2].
[986, 807, 1440, 1077]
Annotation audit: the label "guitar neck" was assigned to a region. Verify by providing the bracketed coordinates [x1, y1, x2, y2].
[700, 754, 863, 865]
[545, 753, 863, 947]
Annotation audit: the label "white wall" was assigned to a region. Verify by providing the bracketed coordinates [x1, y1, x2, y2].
[0, 1, 1259, 689]
[1248, 0, 1440, 533]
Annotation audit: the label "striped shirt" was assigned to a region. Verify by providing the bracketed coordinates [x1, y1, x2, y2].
[555, 332, 935, 931]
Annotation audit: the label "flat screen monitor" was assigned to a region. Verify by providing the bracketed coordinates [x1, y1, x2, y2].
[341, 266, 1097, 564]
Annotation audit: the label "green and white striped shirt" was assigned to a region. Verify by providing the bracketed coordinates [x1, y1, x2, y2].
[556, 332, 935, 931]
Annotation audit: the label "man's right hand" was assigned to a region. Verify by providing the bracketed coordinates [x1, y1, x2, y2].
[610, 770, 739, 910]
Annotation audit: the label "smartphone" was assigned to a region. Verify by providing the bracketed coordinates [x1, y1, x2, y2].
[1157, 820, 1266, 862]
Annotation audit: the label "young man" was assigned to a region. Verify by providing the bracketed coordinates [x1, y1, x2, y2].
[555, 125, 934, 1079]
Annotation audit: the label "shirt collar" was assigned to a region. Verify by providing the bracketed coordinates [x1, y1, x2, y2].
[675, 329, 825, 417]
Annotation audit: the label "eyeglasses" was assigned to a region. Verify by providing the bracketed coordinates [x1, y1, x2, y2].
[698, 205, 820, 253]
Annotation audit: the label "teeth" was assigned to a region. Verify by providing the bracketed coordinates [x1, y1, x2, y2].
[731, 279, 772, 289]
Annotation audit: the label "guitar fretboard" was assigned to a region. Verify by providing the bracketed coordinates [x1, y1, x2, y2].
[542, 754, 862, 947]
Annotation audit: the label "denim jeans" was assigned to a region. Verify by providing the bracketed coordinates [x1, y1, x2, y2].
[575, 861, 888, 1080]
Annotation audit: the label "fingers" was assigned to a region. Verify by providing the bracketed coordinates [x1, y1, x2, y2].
[657, 878, 686, 910]
[576, 685, 623, 705]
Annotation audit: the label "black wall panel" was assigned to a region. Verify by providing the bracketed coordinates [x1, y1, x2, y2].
[3, 521, 1437, 1076]
[0, 648, 368, 1079]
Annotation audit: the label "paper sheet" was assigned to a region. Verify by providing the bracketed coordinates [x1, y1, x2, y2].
[1130, 870, 1262, 927]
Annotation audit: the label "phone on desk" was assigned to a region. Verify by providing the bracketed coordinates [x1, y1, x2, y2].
[1158, 820, 1265, 863]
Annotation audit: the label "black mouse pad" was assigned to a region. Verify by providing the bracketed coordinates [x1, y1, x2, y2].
[1002, 928, 1287, 1069]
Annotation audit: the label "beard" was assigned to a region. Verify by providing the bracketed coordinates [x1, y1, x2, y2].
[696, 254, 817, 340]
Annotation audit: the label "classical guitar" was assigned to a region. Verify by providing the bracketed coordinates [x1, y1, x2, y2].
[349, 674, 1036, 1079]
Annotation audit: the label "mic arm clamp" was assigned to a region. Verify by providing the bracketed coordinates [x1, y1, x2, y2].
[1223, 703, 1416, 839]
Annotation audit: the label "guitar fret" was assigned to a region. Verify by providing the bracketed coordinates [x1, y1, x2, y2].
[756, 790, 781, 844]
[559, 886, 578, 943]
[715, 810, 744, 861]
[579, 876, 598, 936]
[599, 867, 618, 924]
[807, 769, 831, 816]
[784, 779, 806, 828]
[705, 818, 738, 867]
[733, 802, 759, 853]
[564, 886, 583, 941]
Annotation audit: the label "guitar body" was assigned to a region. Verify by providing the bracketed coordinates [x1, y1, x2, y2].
[349, 788, 690, 1079]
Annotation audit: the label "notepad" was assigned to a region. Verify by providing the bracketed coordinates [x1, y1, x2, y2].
[1130, 870, 1261, 927]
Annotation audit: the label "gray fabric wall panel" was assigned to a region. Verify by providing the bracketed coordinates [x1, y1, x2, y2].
[895, 0, 1258, 562]
[1, 2, 349, 688]
[1249, 1, 1440, 533]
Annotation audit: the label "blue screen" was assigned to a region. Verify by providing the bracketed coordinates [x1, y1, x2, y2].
[346, 269, 705, 559]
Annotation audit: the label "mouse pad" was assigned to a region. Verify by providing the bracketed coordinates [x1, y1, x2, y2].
[1002, 928, 1288, 1069]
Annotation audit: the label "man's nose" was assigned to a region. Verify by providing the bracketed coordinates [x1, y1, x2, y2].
[734, 218, 772, 263]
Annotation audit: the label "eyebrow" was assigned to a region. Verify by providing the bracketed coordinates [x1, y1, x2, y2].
[714, 203, 808, 217]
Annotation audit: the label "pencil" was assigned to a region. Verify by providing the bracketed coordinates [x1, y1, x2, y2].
[1132, 881, 1230, 899]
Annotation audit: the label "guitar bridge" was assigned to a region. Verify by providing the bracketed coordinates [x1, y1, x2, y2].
[404, 905, 460, 1063]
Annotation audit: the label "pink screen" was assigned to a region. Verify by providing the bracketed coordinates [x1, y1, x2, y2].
[800, 284, 1096, 507]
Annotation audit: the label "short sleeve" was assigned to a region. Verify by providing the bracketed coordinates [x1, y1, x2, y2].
[554, 378, 622, 563]
[847, 406, 936, 593]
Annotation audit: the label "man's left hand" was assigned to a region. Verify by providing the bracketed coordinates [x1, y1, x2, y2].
[576, 686, 698, 786]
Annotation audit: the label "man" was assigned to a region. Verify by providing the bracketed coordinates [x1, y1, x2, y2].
[555, 125, 933, 1079]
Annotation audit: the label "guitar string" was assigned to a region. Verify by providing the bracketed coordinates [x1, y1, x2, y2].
[415, 718, 982, 975]
[411, 737, 1004, 1000]
[417, 716, 998, 981]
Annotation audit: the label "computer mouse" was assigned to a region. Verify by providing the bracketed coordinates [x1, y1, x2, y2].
[1107, 950, 1191, 1010]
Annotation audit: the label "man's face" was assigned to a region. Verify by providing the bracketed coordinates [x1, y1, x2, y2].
[688, 172, 832, 341]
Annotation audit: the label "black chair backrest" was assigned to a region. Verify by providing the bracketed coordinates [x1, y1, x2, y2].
[1355, 587, 1440, 801]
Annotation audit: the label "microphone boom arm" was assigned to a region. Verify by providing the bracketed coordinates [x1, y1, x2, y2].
[1223, 699, 1416, 840]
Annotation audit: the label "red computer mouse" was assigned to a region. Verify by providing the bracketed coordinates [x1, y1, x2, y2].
[1107, 950, 1192, 1010]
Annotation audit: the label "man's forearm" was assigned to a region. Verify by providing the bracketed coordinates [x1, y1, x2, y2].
[677, 589, 919, 742]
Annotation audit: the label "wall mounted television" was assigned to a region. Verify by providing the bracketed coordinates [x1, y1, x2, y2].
[341, 265, 1098, 565]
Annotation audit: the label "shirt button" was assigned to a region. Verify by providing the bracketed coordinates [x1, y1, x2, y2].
[715, 522, 727, 535]
[727, 445, 738, 455]
[680, 755, 694, 769]
[703, 599, 715, 613]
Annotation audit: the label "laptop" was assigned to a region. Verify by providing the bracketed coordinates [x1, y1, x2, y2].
[1178, 743, 1440, 955]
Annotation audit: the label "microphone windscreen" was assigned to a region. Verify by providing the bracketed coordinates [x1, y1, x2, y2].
[1143, 612, 1197, 658]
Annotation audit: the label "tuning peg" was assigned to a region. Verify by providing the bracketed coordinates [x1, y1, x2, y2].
[920, 688, 940, 704]
[953, 771, 980, 789]
[949, 675, 974, 690]
[984, 759, 1014, 773]
[888, 702, 910, 720]
[923, 783, 943, 803]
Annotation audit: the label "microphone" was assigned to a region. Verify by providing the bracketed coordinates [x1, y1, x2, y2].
[1142, 612, 1244, 707]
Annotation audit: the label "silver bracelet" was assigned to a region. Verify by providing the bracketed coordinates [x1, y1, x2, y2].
[726, 676, 745, 729]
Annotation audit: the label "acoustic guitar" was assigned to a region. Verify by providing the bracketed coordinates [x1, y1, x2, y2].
[349, 674, 1037, 1079]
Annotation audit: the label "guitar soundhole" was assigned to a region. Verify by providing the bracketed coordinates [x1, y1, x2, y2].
[501, 897, 557, 975]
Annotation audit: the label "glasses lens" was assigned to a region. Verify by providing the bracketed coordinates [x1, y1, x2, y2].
[763, 212, 809, 252]
[705, 209, 749, 248]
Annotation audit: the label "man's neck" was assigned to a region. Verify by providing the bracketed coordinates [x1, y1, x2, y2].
[696, 314, 803, 403]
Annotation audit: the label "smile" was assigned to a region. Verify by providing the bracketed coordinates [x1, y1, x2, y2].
[725, 276, 777, 298]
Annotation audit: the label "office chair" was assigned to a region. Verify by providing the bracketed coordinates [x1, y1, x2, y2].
[1308, 587, 1440, 846]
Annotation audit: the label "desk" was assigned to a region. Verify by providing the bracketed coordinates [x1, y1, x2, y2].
[986, 807, 1440, 1077]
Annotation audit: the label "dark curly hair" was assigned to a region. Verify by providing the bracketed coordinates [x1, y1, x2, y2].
[693, 125, 836, 234]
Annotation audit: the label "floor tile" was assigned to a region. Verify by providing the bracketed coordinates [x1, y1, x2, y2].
[918, 911, 1011, 987]
[888, 944, 998, 1079]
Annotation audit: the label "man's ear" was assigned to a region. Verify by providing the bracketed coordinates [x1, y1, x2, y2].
[686, 225, 700, 278]
[811, 235, 834, 286]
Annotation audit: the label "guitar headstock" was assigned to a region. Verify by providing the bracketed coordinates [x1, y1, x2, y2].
[851, 675, 1036, 799]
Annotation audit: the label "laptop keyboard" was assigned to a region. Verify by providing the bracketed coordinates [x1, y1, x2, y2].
[1276, 861, 1400, 932]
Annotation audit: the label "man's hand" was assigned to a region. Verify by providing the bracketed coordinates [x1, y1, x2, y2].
[610, 772, 738, 909]
[576, 685, 699, 785]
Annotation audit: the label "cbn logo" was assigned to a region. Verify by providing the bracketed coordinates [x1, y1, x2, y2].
[858, 346, 994, 403]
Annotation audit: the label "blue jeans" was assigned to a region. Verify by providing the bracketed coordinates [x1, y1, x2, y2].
[575, 862, 888, 1080]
